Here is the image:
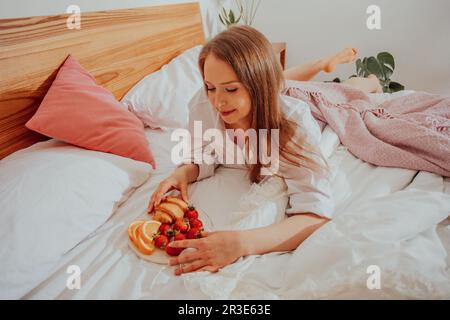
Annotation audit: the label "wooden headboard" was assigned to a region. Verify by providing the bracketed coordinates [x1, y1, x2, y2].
[0, 3, 205, 159]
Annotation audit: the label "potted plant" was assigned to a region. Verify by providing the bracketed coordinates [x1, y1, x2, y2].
[331, 52, 405, 93]
[219, 0, 262, 28]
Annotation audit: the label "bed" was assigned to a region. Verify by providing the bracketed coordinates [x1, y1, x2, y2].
[1, 3, 449, 300]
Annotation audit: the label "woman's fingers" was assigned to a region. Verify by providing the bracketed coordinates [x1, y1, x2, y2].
[198, 266, 219, 273]
[148, 182, 169, 212]
[169, 249, 201, 266]
[175, 260, 207, 276]
[147, 188, 160, 212]
[169, 238, 203, 250]
[201, 231, 216, 237]
[147, 194, 155, 213]
[153, 181, 173, 208]
[153, 192, 164, 209]
[147, 175, 187, 213]
[180, 182, 188, 203]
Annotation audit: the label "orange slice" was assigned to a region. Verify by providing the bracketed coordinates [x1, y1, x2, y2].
[140, 220, 161, 244]
[128, 220, 144, 244]
[135, 233, 156, 255]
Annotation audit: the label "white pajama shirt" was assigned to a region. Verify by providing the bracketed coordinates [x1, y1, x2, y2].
[182, 88, 335, 219]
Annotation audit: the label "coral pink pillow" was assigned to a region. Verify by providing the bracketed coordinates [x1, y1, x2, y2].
[26, 55, 156, 169]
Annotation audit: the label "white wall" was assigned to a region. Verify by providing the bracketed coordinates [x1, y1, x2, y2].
[1, 0, 449, 94]
[253, 0, 450, 94]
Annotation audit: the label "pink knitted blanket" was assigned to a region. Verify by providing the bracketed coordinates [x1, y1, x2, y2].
[283, 80, 450, 177]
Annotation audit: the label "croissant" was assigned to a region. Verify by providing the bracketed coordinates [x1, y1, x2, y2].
[156, 202, 185, 220]
[164, 196, 189, 211]
[152, 210, 173, 224]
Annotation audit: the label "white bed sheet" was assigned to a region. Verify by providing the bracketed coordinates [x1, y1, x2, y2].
[23, 93, 450, 300]
[24, 128, 188, 299]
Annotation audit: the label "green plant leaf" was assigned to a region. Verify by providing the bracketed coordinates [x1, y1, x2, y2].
[340, 51, 404, 91]
[361, 57, 370, 77]
[377, 52, 395, 79]
[379, 79, 389, 87]
[366, 56, 385, 81]
[222, 7, 228, 18]
[219, 13, 225, 26]
[229, 10, 236, 23]
[389, 81, 404, 92]
[356, 59, 362, 77]
[378, 52, 395, 69]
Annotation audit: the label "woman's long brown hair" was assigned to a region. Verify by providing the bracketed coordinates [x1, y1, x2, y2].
[198, 25, 328, 183]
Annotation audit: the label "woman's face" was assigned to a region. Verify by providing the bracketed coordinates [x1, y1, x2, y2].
[203, 54, 252, 129]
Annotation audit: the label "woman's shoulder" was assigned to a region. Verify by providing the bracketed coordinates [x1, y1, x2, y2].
[188, 87, 220, 129]
[279, 94, 322, 145]
[280, 93, 310, 110]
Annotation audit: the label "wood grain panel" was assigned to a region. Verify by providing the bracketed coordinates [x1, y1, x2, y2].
[0, 3, 205, 159]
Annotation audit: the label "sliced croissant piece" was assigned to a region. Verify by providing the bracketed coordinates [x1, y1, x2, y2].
[157, 202, 185, 220]
[164, 196, 189, 212]
[152, 210, 173, 224]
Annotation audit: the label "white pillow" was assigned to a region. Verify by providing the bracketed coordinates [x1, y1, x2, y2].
[121, 45, 204, 130]
[0, 139, 152, 299]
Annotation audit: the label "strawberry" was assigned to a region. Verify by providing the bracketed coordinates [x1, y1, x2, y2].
[174, 233, 186, 241]
[159, 223, 175, 237]
[185, 206, 199, 220]
[165, 233, 187, 256]
[189, 218, 203, 230]
[173, 218, 189, 233]
[165, 244, 184, 256]
[153, 235, 169, 249]
[186, 227, 202, 239]
[166, 246, 183, 256]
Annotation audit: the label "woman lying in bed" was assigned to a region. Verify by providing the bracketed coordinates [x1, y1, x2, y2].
[147, 25, 383, 276]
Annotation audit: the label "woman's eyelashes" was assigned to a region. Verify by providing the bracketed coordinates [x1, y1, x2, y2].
[206, 87, 238, 93]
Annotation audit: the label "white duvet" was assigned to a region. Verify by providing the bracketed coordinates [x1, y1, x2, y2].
[21, 92, 450, 299]
[182, 150, 450, 299]
[21, 128, 450, 300]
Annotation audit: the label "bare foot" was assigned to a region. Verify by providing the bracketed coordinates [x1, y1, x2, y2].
[323, 47, 358, 73]
[368, 74, 383, 93]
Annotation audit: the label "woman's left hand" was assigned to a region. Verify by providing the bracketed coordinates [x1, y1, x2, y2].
[168, 230, 245, 276]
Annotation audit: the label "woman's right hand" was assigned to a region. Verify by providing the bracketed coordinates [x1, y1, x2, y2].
[147, 170, 189, 213]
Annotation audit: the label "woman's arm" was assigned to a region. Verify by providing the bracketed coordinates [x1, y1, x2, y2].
[238, 213, 329, 256]
[182, 163, 200, 184]
[168, 213, 329, 275]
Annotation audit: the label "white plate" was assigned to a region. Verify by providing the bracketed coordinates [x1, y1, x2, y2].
[128, 207, 214, 264]
[128, 237, 170, 264]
